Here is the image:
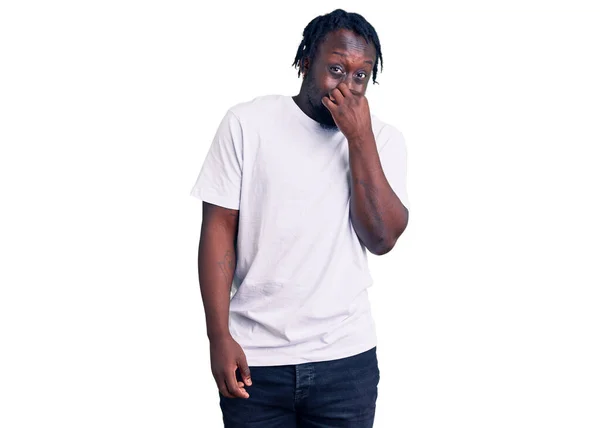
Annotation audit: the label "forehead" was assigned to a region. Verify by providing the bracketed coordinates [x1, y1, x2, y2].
[317, 28, 376, 61]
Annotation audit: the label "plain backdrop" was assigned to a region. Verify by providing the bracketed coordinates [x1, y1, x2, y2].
[1, 1, 599, 427]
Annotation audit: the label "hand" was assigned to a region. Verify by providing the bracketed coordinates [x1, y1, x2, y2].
[210, 334, 252, 399]
[322, 82, 373, 141]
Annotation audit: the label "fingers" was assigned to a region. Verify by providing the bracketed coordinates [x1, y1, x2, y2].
[238, 356, 253, 387]
[325, 84, 355, 108]
[226, 371, 249, 399]
[218, 374, 249, 399]
[215, 350, 253, 400]
[218, 380, 235, 399]
[329, 87, 343, 103]
[336, 83, 352, 98]
[322, 95, 335, 109]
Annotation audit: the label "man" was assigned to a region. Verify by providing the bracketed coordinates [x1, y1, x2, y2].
[190, 8, 410, 428]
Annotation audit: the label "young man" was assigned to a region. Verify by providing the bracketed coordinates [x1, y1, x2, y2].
[190, 8, 410, 427]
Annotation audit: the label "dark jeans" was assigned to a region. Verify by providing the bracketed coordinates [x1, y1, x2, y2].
[219, 346, 380, 427]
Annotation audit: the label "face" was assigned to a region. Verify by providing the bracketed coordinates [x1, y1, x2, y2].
[302, 28, 376, 130]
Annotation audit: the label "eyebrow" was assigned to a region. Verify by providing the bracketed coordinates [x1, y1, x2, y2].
[331, 51, 373, 65]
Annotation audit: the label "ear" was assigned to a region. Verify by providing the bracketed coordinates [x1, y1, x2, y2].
[302, 58, 310, 77]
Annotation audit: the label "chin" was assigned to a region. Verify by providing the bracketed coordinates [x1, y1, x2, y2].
[311, 104, 337, 129]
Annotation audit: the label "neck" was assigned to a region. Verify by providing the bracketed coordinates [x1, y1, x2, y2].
[292, 90, 320, 123]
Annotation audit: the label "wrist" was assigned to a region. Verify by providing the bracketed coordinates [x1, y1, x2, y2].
[208, 330, 232, 343]
[347, 130, 375, 147]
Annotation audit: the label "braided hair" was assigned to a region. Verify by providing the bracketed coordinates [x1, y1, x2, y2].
[292, 9, 383, 84]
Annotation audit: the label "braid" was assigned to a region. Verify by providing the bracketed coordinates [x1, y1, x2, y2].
[292, 9, 384, 84]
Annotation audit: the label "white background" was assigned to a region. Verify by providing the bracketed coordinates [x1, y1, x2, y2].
[1, 1, 599, 427]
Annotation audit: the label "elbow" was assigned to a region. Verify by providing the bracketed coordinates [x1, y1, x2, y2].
[372, 245, 393, 256]
[370, 236, 395, 256]
[371, 220, 409, 256]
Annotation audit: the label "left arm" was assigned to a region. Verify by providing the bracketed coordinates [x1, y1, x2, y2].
[322, 82, 409, 255]
[347, 131, 408, 255]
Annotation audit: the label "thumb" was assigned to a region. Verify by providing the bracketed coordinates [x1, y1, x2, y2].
[238, 355, 252, 386]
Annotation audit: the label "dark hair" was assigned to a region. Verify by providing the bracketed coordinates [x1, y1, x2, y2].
[292, 9, 383, 84]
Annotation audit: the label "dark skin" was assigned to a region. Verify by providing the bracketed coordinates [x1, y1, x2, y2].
[201, 29, 409, 403]
[293, 28, 409, 254]
[199, 202, 251, 399]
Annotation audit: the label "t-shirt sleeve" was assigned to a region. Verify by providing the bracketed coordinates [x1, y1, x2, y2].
[378, 124, 411, 211]
[189, 110, 243, 210]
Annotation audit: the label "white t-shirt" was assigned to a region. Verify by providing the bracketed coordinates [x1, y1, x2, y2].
[190, 94, 410, 366]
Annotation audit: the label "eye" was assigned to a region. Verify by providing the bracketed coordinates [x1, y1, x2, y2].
[357, 72, 367, 79]
[330, 66, 343, 74]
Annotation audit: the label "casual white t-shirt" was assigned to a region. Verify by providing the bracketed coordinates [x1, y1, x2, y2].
[190, 94, 410, 366]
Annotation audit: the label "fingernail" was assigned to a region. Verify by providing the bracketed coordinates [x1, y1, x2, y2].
[247, 379, 252, 385]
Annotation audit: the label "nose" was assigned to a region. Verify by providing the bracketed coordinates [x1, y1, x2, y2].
[342, 73, 361, 95]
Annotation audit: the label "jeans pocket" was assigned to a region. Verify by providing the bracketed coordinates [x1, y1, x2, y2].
[348, 354, 379, 387]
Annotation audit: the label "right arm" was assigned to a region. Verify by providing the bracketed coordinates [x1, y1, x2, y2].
[198, 201, 239, 341]
[197, 201, 252, 399]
